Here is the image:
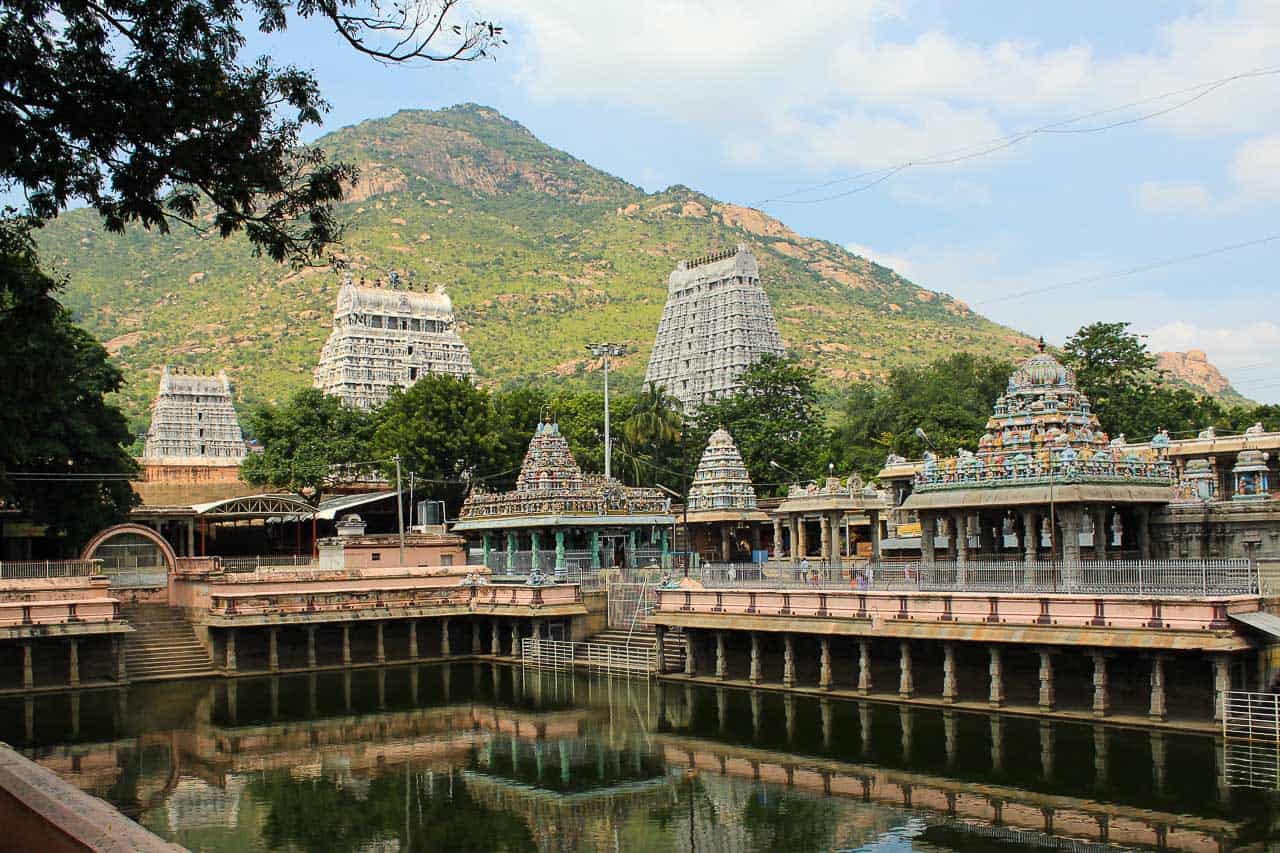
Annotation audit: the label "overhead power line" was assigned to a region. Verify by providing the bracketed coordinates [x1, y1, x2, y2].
[756, 65, 1280, 206]
[973, 232, 1280, 306]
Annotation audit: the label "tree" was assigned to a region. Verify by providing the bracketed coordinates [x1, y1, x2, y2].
[490, 385, 552, 490]
[371, 376, 499, 513]
[830, 352, 1013, 478]
[0, 220, 137, 548]
[3, 0, 504, 262]
[618, 384, 683, 487]
[690, 355, 829, 493]
[241, 387, 376, 503]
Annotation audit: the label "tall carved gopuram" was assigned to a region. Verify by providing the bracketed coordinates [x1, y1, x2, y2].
[142, 366, 247, 461]
[644, 244, 784, 412]
[314, 274, 475, 410]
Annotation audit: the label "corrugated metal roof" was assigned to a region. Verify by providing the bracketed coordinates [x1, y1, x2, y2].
[1231, 610, 1280, 639]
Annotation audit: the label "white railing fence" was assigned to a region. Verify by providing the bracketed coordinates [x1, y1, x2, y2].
[607, 581, 655, 629]
[0, 559, 102, 580]
[692, 559, 1255, 596]
[220, 555, 318, 572]
[522, 638, 655, 676]
[1223, 690, 1280, 790]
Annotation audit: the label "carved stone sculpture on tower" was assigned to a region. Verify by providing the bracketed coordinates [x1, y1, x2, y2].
[142, 366, 247, 461]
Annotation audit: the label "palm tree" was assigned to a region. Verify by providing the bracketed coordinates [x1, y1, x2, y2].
[619, 384, 683, 486]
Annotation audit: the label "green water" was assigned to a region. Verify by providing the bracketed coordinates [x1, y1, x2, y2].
[0, 663, 1274, 851]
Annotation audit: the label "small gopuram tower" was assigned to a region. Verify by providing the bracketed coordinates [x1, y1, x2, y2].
[685, 428, 769, 562]
[455, 417, 674, 575]
[902, 339, 1174, 565]
[314, 273, 475, 410]
[645, 244, 785, 411]
[142, 366, 247, 460]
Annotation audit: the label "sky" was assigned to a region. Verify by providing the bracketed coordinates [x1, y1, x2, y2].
[252, 3, 1276, 402]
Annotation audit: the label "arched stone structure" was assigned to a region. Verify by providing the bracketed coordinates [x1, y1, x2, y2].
[81, 523, 178, 572]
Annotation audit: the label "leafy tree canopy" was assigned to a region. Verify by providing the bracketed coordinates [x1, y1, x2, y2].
[241, 387, 376, 503]
[0, 220, 137, 547]
[689, 355, 829, 493]
[2, 0, 503, 262]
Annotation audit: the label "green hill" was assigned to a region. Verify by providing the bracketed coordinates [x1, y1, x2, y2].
[38, 104, 1036, 433]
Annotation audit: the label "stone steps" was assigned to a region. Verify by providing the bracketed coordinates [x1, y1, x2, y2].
[120, 604, 217, 682]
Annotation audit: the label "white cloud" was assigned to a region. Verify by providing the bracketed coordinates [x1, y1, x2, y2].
[845, 243, 915, 278]
[1230, 133, 1280, 199]
[1132, 180, 1212, 214]
[496, 1, 1280, 175]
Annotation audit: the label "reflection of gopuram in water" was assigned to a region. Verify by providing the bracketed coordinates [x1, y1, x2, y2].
[3, 663, 1271, 852]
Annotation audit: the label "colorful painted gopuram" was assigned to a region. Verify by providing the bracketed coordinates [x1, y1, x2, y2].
[684, 429, 769, 562]
[453, 418, 674, 574]
[901, 340, 1174, 563]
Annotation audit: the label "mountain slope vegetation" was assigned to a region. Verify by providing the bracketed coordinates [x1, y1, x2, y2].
[39, 104, 1035, 433]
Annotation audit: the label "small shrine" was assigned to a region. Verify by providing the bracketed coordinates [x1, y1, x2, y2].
[684, 429, 770, 562]
[453, 418, 674, 574]
[1233, 450, 1271, 501]
[901, 340, 1174, 563]
[773, 474, 887, 566]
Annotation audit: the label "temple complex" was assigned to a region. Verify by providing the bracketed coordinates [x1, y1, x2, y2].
[314, 273, 475, 410]
[142, 366, 246, 462]
[684, 429, 770, 562]
[454, 418, 674, 574]
[772, 475, 888, 566]
[898, 341, 1174, 563]
[644, 245, 785, 411]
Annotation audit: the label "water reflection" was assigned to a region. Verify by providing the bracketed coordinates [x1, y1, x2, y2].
[0, 663, 1274, 851]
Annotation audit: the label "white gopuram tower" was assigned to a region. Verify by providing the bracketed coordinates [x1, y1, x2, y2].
[142, 366, 247, 461]
[314, 274, 475, 410]
[645, 245, 785, 412]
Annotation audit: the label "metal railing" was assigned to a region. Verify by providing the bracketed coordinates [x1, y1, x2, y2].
[108, 570, 169, 589]
[1224, 691, 1280, 741]
[522, 637, 655, 676]
[220, 555, 319, 572]
[607, 581, 655, 629]
[690, 559, 1256, 596]
[0, 560, 102, 580]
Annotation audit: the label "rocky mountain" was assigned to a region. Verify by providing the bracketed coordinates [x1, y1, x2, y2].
[1156, 350, 1252, 406]
[38, 104, 1036, 431]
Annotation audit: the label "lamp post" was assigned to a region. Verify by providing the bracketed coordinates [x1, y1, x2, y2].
[586, 343, 626, 481]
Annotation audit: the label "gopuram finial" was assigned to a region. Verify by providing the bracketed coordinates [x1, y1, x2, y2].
[1037, 336, 1046, 353]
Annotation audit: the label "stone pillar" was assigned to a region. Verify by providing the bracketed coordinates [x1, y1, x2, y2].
[749, 633, 761, 684]
[1213, 654, 1231, 722]
[819, 517, 830, 567]
[773, 518, 784, 559]
[114, 637, 126, 682]
[590, 530, 601, 569]
[186, 519, 195, 558]
[405, 621, 418, 659]
[1023, 509, 1039, 565]
[1093, 506, 1108, 559]
[510, 621, 520, 659]
[481, 532, 491, 569]
[375, 621, 386, 664]
[530, 531, 541, 571]
[342, 624, 351, 666]
[832, 513, 843, 567]
[226, 629, 238, 672]
[942, 643, 957, 704]
[681, 629, 696, 676]
[471, 621, 481, 655]
[715, 631, 726, 680]
[858, 640, 871, 694]
[919, 511, 935, 565]
[1091, 652, 1109, 717]
[899, 640, 914, 698]
[268, 627, 279, 672]
[507, 532, 517, 571]
[307, 626, 318, 669]
[953, 513, 969, 566]
[988, 646, 1005, 708]
[1149, 655, 1167, 722]
[1061, 506, 1082, 569]
[490, 621, 501, 657]
[870, 510, 882, 563]
[654, 625, 666, 674]
[440, 618, 452, 657]
[720, 524, 732, 563]
[1038, 649, 1055, 711]
[554, 529, 566, 578]
[819, 637, 832, 689]
[796, 517, 807, 561]
[68, 639, 79, 688]
[783, 634, 796, 687]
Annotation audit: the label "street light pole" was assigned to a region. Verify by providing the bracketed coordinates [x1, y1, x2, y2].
[394, 455, 406, 565]
[587, 343, 626, 481]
